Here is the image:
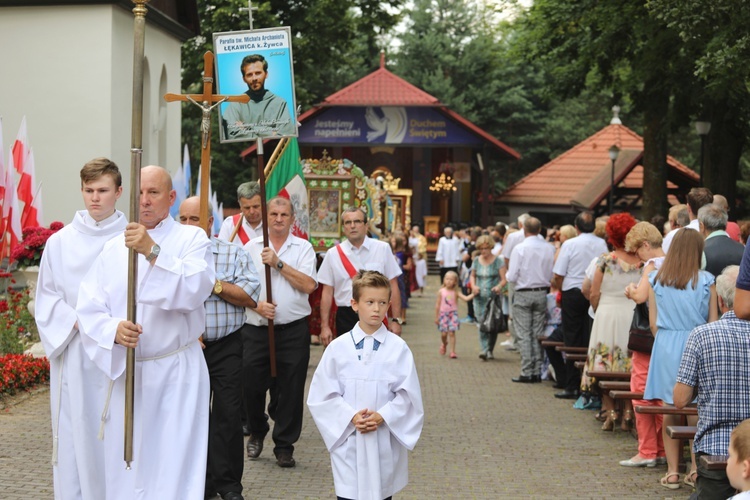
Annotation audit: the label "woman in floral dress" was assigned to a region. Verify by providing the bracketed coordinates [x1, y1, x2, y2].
[581, 213, 641, 431]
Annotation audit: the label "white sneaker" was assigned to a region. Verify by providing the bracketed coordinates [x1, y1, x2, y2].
[500, 339, 513, 347]
[486, 351, 494, 360]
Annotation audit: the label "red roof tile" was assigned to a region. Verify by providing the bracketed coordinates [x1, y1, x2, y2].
[498, 123, 697, 209]
[322, 53, 441, 107]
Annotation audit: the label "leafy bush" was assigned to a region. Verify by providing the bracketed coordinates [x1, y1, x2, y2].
[0, 283, 39, 355]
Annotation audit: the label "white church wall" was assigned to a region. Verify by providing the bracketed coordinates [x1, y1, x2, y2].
[0, 4, 183, 225]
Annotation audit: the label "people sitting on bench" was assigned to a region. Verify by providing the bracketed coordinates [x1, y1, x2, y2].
[675, 265, 750, 498]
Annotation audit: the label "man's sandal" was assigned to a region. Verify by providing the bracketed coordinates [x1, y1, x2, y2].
[684, 470, 698, 488]
[660, 472, 681, 490]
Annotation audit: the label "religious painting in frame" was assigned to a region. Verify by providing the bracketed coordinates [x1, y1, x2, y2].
[305, 175, 355, 249]
[309, 188, 341, 238]
[214, 27, 298, 143]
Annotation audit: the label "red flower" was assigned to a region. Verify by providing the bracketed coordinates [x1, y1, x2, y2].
[10, 222, 63, 267]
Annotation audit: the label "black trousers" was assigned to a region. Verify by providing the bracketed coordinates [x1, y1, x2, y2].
[204, 329, 244, 496]
[336, 306, 359, 337]
[695, 452, 737, 500]
[561, 288, 592, 392]
[544, 326, 566, 387]
[243, 320, 310, 454]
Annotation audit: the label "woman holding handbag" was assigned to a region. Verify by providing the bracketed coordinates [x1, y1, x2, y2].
[644, 228, 718, 489]
[470, 235, 503, 361]
[619, 222, 667, 468]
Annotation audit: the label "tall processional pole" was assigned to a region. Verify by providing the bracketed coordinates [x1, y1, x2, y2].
[124, 0, 149, 469]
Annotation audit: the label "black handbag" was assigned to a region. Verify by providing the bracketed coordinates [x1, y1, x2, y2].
[479, 293, 507, 333]
[627, 302, 654, 354]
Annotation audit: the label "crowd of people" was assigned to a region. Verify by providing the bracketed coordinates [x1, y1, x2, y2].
[432, 186, 750, 499]
[35, 160, 424, 500]
[31, 157, 750, 500]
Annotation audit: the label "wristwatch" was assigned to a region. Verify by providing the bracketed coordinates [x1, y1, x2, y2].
[390, 317, 404, 325]
[213, 280, 223, 295]
[145, 244, 160, 263]
[276, 260, 284, 270]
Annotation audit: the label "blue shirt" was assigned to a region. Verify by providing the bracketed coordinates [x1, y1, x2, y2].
[676, 311, 750, 454]
[204, 238, 260, 341]
[737, 243, 750, 291]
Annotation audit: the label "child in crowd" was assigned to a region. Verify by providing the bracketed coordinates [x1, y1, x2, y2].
[414, 251, 428, 296]
[435, 270, 475, 359]
[728, 419, 750, 499]
[541, 287, 562, 381]
[307, 271, 424, 500]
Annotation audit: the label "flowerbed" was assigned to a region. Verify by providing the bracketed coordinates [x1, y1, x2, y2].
[1, 285, 37, 354]
[0, 353, 49, 396]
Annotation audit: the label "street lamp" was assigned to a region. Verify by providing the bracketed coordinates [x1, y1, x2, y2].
[608, 145, 620, 214]
[695, 121, 711, 186]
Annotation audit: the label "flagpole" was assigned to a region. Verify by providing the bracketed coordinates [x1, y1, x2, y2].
[256, 138, 277, 378]
[125, 0, 149, 470]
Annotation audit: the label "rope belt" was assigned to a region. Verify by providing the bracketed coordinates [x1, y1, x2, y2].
[98, 342, 194, 440]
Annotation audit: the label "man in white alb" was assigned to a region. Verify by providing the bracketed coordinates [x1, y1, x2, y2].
[77, 166, 215, 499]
[435, 226, 461, 282]
[318, 207, 403, 346]
[36, 158, 128, 500]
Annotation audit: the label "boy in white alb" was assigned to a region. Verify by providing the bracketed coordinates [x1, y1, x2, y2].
[307, 271, 424, 500]
[728, 420, 750, 499]
[35, 158, 128, 499]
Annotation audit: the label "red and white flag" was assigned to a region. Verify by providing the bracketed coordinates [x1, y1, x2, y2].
[20, 149, 41, 228]
[2, 154, 23, 260]
[265, 138, 308, 239]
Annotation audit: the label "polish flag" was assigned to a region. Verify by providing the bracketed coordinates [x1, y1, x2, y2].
[2, 154, 23, 259]
[20, 149, 41, 228]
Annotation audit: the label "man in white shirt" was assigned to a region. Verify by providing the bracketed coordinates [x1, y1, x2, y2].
[507, 217, 555, 383]
[499, 213, 531, 351]
[77, 165, 215, 499]
[36, 158, 128, 500]
[242, 197, 317, 468]
[663, 187, 712, 253]
[318, 207, 402, 345]
[435, 226, 462, 282]
[551, 211, 608, 399]
[661, 204, 689, 254]
[217, 181, 263, 246]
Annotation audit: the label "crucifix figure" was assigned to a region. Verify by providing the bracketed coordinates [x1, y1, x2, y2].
[164, 51, 249, 232]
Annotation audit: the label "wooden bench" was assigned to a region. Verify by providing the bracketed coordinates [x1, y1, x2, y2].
[598, 380, 631, 392]
[634, 405, 698, 416]
[541, 340, 564, 349]
[700, 455, 728, 471]
[610, 390, 644, 400]
[555, 346, 588, 354]
[566, 353, 588, 363]
[588, 370, 631, 381]
[666, 425, 697, 439]
[574, 360, 586, 369]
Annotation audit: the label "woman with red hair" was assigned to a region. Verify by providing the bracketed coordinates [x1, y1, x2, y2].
[581, 213, 642, 430]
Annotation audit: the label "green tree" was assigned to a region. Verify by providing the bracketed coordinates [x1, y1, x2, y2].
[648, 0, 750, 215]
[515, 0, 699, 219]
[180, 0, 402, 207]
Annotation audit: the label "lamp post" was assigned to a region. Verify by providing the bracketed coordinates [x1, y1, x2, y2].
[608, 145, 620, 214]
[695, 121, 711, 186]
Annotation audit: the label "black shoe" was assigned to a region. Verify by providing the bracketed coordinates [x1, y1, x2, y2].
[242, 424, 250, 436]
[275, 451, 296, 468]
[554, 389, 580, 399]
[221, 493, 244, 500]
[478, 352, 487, 361]
[246, 434, 264, 459]
[512, 375, 541, 383]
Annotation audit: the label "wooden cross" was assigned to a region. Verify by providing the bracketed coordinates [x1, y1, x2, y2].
[164, 51, 249, 232]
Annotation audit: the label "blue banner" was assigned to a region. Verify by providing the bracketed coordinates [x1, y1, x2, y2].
[299, 106, 483, 145]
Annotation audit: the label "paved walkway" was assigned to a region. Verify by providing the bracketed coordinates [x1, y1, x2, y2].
[1, 275, 693, 499]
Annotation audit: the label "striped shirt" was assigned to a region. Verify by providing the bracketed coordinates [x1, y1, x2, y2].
[677, 311, 750, 455]
[204, 238, 260, 341]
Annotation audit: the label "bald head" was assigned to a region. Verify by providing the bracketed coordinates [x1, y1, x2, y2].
[713, 194, 729, 212]
[178, 196, 212, 235]
[140, 165, 176, 229]
[524, 217, 542, 236]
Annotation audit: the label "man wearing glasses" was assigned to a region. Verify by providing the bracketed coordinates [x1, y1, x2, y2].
[318, 207, 403, 345]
